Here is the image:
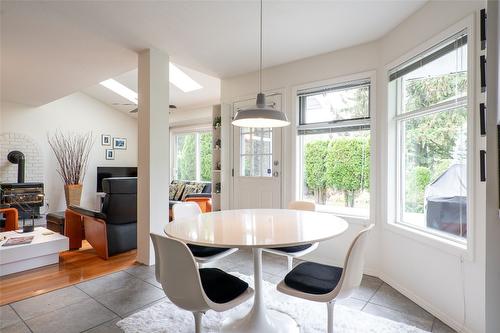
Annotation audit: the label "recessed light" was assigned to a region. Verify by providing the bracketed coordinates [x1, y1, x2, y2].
[169, 63, 202, 93]
[100, 79, 138, 104]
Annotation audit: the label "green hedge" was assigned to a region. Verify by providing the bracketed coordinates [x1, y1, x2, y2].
[304, 137, 370, 207]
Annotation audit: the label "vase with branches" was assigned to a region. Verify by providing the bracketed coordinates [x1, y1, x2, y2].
[47, 131, 94, 207]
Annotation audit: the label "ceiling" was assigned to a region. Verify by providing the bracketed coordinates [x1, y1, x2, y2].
[82, 65, 221, 116]
[1, 0, 427, 107]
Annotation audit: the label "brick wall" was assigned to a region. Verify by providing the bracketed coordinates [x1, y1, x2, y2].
[0, 132, 44, 183]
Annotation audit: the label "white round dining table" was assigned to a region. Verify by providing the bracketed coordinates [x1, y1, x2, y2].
[164, 208, 348, 333]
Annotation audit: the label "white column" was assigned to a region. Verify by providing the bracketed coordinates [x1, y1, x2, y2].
[137, 48, 170, 265]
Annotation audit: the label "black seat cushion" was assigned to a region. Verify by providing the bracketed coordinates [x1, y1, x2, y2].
[199, 268, 248, 304]
[270, 243, 313, 253]
[187, 244, 231, 257]
[284, 261, 343, 295]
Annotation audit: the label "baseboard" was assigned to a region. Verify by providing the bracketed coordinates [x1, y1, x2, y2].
[379, 272, 475, 333]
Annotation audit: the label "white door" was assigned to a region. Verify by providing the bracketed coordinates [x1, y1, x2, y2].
[232, 94, 282, 209]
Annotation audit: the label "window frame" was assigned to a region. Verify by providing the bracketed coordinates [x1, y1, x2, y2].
[296, 76, 373, 219]
[386, 17, 476, 255]
[395, 94, 469, 243]
[171, 125, 212, 182]
[298, 79, 371, 127]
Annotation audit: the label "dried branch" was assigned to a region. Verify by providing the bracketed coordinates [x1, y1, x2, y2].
[47, 131, 94, 185]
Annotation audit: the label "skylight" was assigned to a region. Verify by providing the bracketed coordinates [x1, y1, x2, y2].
[100, 79, 138, 104]
[100, 63, 202, 103]
[169, 63, 202, 92]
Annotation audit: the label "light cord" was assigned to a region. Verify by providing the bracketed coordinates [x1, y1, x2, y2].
[259, 0, 263, 93]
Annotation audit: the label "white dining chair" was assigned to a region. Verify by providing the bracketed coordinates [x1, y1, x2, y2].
[150, 233, 254, 333]
[172, 202, 238, 266]
[172, 201, 202, 219]
[277, 224, 375, 333]
[263, 200, 319, 271]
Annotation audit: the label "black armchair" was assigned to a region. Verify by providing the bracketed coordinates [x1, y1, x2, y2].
[69, 177, 137, 259]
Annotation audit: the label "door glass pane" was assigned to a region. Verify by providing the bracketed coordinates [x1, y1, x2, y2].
[241, 155, 252, 177]
[261, 154, 272, 177]
[240, 127, 272, 177]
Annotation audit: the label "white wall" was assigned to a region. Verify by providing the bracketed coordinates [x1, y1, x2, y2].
[221, 1, 485, 332]
[169, 105, 212, 128]
[377, 2, 485, 333]
[1, 92, 138, 212]
[1, 132, 44, 183]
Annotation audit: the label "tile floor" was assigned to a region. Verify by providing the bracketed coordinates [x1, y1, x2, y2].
[0, 250, 456, 333]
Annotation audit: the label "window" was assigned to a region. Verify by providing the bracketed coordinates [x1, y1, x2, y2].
[240, 127, 272, 177]
[298, 79, 371, 217]
[389, 31, 468, 241]
[173, 130, 212, 181]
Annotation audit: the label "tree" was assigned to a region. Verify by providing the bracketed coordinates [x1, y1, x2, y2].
[342, 86, 369, 119]
[405, 166, 431, 213]
[404, 73, 468, 169]
[200, 132, 212, 181]
[326, 137, 370, 207]
[304, 140, 329, 204]
[178, 134, 196, 180]
[405, 72, 467, 112]
[402, 72, 468, 214]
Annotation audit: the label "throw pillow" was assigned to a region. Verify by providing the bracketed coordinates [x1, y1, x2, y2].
[193, 183, 205, 193]
[174, 183, 186, 201]
[169, 183, 179, 200]
[181, 184, 201, 201]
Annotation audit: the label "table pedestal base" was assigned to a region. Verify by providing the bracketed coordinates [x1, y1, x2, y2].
[221, 308, 299, 333]
[221, 248, 299, 333]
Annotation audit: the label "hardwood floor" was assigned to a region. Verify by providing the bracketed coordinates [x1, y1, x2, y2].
[0, 241, 137, 305]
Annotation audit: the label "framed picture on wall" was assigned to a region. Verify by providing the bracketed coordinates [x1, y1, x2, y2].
[105, 149, 115, 160]
[112, 137, 127, 150]
[101, 134, 111, 146]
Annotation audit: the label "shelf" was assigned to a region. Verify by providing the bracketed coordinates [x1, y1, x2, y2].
[212, 104, 222, 212]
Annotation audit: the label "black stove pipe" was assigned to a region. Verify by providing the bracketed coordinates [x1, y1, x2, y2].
[7, 151, 25, 183]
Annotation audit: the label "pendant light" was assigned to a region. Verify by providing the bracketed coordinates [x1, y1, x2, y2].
[232, 0, 290, 128]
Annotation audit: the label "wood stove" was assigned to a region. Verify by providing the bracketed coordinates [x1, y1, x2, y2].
[0, 150, 45, 220]
[0, 183, 44, 218]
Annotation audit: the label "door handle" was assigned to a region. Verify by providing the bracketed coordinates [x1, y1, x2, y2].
[273, 171, 279, 177]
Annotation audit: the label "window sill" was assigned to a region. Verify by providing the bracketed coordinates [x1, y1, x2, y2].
[384, 221, 470, 259]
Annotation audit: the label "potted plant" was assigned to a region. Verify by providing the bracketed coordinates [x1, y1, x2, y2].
[213, 116, 222, 129]
[48, 131, 94, 207]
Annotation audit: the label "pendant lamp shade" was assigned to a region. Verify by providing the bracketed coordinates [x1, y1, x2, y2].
[232, 93, 290, 128]
[231, 0, 290, 128]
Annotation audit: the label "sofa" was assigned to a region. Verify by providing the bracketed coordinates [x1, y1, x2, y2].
[169, 180, 212, 219]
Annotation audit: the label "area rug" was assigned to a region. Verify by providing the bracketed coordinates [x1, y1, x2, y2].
[117, 273, 429, 333]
